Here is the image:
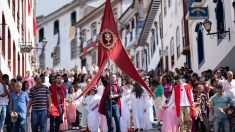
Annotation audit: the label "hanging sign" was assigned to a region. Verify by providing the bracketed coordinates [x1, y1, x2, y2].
[189, 7, 209, 20]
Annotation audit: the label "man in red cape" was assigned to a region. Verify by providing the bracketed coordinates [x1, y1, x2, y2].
[167, 75, 194, 131]
[98, 69, 122, 132]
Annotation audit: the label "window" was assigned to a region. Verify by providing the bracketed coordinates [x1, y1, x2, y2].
[17, 0, 20, 30]
[91, 51, 96, 64]
[53, 46, 60, 66]
[159, 13, 163, 39]
[170, 37, 175, 67]
[2, 13, 6, 58]
[12, 0, 15, 20]
[196, 25, 205, 68]
[21, 0, 24, 39]
[80, 29, 86, 42]
[131, 19, 135, 29]
[91, 22, 97, 37]
[71, 11, 76, 26]
[216, 0, 225, 33]
[8, 29, 11, 68]
[54, 20, 59, 35]
[80, 29, 86, 52]
[113, 8, 118, 22]
[39, 28, 44, 42]
[13, 42, 16, 76]
[154, 22, 159, 45]
[164, 0, 167, 16]
[151, 29, 156, 57]
[136, 52, 140, 68]
[168, 0, 171, 7]
[182, 19, 185, 47]
[71, 39, 77, 59]
[176, 27, 181, 59]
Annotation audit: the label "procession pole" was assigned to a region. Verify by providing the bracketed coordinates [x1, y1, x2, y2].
[108, 58, 113, 128]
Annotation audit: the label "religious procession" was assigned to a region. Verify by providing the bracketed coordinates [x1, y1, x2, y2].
[1, 0, 235, 132]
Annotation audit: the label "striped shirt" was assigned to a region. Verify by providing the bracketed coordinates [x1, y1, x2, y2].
[29, 85, 50, 110]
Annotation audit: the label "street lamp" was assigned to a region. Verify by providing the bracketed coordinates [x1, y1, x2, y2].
[202, 19, 231, 40]
[19, 38, 48, 53]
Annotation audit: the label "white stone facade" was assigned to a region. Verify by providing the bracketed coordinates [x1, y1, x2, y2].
[188, 0, 235, 73]
[36, 1, 93, 71]
[0, 0, 36, 78]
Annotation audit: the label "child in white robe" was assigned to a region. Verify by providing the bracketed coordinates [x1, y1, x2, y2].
[130, 83, 152, 131]
[87, 87, 101, 132]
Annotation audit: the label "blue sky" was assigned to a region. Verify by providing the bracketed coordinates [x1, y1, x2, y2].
[36, 0, 73, 16]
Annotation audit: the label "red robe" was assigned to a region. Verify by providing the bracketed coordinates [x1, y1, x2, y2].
[174, 84, 194, 117]
[50, 84, 66, 116]
[98, 83, 122, 116]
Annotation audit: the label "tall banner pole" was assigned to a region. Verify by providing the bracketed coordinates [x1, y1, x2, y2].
[108, 58, 113, 129]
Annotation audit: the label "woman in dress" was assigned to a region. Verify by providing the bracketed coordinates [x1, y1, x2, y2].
[194, 85, 209, 132]
[120, 79, 132, 132]
[161, 105, 179, 132]
[153, 79, 165, 123]
[22, 81, 32, 132]
[87, 87, 101, 132]
[65, 86, 78, 129]
[130, 83, 151, 132]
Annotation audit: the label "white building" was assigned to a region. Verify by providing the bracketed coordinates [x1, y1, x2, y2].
[188, 0, 235, 73]
[119, 0, 153, 71]
[36, 0, 95, 71]
[0, 0, 36, 78]
[137, 0, 235, 74]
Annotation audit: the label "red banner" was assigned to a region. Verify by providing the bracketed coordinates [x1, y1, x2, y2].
[75, 0, 155, 101]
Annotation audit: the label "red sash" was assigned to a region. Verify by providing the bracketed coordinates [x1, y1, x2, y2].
[174, 84, 194, 117]
[98, 83, 122, 116]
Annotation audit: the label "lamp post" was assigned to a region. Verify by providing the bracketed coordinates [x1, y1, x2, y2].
[202, 19, 230, 40]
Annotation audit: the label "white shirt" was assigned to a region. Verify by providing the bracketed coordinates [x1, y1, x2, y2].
[168, 83, 193, 107]
[220, 79, 235, 104]
[0, 82, 9, 105]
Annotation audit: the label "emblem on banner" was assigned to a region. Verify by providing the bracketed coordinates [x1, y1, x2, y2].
[99, 28, 117, 49]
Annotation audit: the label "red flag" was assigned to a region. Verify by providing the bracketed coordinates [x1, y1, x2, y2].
[33, 17, 37, 37]
[98, 0, 155, 98]
[28, 0, 31, 15]
[75, 0, 155, 101]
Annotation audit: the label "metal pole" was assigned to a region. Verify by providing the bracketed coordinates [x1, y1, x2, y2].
[108, 58, 113, 129]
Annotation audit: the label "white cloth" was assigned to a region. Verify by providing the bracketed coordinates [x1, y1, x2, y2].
[168, 83, 193, 107]
[144, 97, 153, 130]
[130, 93, 152, 130]
[80, 96, 89, 127]
[0, 83, 8, 105]
[120, 95, 131, 132]
[87, 94, 101, 132]
[220, 79, 235, 105]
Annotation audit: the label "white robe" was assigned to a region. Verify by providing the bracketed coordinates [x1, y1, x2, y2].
[80, 96, 89, 127]
[130, 93, 152, 130]
[87, 94, 101, 132]
[120, 93, 131, 132]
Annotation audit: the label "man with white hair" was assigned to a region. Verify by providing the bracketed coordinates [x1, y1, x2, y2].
[220, 71, 235, 105]
[10, 81, 29, 132]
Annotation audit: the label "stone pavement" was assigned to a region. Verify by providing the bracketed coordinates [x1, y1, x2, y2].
[63, 122, 162, 132]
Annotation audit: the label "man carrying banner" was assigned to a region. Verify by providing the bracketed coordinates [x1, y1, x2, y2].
[98, 68, 123, 132]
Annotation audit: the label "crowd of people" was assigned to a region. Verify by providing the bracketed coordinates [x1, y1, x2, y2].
[0, 65, 234, 132]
